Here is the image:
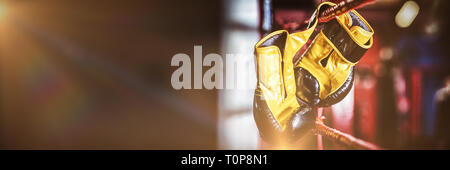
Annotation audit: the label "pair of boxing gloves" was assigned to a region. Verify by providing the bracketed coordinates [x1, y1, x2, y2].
[253, 2, 374, 145]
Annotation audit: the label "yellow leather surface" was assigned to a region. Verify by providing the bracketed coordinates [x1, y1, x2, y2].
[296, 10, 374, 99]
[254, 2, 332, 130]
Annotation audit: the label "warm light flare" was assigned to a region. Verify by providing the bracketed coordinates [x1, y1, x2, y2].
[0, 2, 5, 19]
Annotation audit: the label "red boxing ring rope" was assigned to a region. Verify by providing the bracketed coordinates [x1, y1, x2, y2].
[315, 118, 382, 150]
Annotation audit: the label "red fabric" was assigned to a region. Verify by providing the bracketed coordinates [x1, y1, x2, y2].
[411, 68, 422, 138]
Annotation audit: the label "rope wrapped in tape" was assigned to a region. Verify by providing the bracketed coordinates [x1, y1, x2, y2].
[315, 119, 382, 150]
[319, 0, 376, 23]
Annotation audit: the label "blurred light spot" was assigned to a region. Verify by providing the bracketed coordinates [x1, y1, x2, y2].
[398, 97, 410, 114]
[363, 77, 375, 89]
[379, 47, 394, 61]
[425, 21, 439, 35]
[395, 1, 420, 28]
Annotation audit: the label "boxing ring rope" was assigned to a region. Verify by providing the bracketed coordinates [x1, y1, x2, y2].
[318, 0, 376, 23]
[314, 118, 382, 150]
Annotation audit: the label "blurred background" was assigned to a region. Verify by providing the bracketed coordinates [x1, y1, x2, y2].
[0, 0, 221, 149]
[0, 0, 449, 149]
